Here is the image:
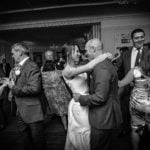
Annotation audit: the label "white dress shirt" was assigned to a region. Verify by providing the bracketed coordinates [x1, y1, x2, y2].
[130, 47, 143, 69]
[19, 57, 29, 66]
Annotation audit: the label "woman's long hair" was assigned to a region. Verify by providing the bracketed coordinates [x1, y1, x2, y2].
[63, 44, 80, 65]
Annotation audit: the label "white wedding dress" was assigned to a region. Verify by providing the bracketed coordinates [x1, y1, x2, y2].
[64, 73, 90, 150]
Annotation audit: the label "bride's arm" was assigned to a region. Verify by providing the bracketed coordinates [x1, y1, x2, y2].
[63, 53, 112, 78]
[118, 69, 134, 87]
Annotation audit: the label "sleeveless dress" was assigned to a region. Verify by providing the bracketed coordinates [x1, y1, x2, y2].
[64, 73, 90, 150]
[130, 67, 150, 128]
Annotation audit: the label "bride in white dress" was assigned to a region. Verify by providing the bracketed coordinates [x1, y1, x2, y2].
[62, 44, 112, 150]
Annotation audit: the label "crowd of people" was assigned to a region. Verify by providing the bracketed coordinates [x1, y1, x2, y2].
[0, 28, 150, 150]
[116, 28, 150, 150]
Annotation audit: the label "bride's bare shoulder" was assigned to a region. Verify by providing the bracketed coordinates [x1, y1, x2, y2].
[63, 65, 75, 78]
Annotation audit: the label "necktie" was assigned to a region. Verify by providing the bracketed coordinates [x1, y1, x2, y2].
[135, 48, 142, 66]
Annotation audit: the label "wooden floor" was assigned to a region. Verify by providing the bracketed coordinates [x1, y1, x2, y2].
[0, 115, 150, 150]
[0, 115, 66, 150]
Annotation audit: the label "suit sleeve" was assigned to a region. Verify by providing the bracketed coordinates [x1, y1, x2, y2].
[12, 63, 41, 97]
[79, 66, 111, 106]
[115, 52, 123, 71]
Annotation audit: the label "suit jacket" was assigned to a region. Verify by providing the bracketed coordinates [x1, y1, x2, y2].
[11, 58, 44, 123]
[79, 59, 122, 130]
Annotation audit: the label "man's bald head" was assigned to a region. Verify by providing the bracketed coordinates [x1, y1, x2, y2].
[86, 38, 103, 52]
[85, 38, 103, 60]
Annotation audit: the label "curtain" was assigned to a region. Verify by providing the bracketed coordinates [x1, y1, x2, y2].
[92, 23, 101, 39]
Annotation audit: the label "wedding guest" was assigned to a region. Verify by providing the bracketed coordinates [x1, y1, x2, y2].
[41, 50, 71, 131]
[7, 42, 45, 150]
[115, 28, 148, 136]
[41, 50, 55, 72]
[118, 49, 150, 150]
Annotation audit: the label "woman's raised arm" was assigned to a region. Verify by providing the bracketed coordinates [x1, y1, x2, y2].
[118, 69, 134, 87]
[63, 53, 112, 78]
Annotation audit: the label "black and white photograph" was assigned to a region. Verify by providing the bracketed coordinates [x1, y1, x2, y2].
[0, 0, 150, 150]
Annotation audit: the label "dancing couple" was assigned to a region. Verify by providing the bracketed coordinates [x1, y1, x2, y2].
[63, 38, 122, 150]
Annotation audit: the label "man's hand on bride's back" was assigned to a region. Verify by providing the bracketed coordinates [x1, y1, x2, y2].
[73, 93, 80, 102]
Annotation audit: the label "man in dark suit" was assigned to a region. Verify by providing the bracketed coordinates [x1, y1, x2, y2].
[74, 38, 122, 150]
[116, 28, 148, 136]
[7, 42, 45, 150]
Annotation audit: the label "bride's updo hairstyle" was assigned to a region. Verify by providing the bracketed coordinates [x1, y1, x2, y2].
[63, 44, 80, 65]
